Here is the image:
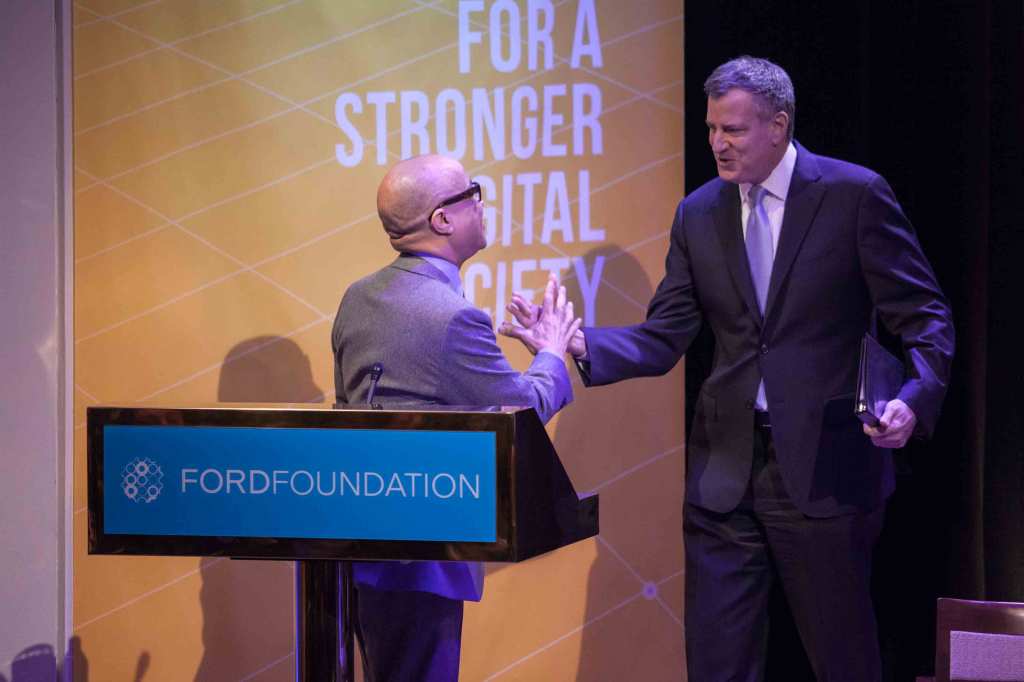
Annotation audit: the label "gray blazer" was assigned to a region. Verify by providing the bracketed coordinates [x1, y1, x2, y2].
[331, 254, 573, 600]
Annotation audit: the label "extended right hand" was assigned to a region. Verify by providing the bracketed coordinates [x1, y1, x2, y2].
[499, 275, 582, 357]
[501, 290, 588, 358]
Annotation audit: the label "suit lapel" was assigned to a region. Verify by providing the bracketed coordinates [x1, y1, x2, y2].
[712, 182, 763, 325]
[763, 144, 825, 319]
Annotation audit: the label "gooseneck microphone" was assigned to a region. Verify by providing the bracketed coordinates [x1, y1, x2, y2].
[366, 362, 384, 409]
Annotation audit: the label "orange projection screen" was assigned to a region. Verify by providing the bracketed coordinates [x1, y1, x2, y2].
[72, 1, 685, 680]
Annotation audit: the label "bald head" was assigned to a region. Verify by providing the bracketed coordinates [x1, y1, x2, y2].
[377, 155, 468, 254]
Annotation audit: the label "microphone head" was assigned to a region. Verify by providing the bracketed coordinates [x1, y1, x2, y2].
[370, 362, 384, 380]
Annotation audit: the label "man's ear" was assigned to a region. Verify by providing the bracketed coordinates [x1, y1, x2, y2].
[772, 111, 789, 145]
[429, 208, 454, 236]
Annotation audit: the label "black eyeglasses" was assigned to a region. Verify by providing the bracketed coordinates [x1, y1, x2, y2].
[430, 181, 481, 220]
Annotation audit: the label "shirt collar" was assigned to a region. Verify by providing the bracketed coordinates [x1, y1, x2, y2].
[408, 252, 462, 295]
[740, 142, 798, 204]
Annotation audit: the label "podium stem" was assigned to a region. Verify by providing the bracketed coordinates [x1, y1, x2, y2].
[296, 560, 354, 682]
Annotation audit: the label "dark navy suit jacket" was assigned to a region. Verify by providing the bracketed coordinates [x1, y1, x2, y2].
[584, 143, 954, 517]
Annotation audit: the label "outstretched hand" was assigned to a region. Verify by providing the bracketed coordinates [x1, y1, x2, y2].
[498, 276, 585, 357]
[863, 398, 917, 448]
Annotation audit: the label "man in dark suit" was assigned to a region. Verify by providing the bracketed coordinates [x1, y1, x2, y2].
[331, 154, 580, 682]
[502, 56, 954, 681]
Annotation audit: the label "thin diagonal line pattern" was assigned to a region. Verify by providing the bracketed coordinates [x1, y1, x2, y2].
[483, 591, 645, 680]
[74, 168, 326, 345]
[75, 2, 432, 136]
[76, 139, 679, 345]
[586, 443, 684, 495]
[598, 534, 684, 627]
[72, 3, 686, 676]
[74, 557, 227, 631]
[137, 316, 328, 402]
[82, 8, 678, 191]
[74, 0, 164, 27]
[240, 651, 295, 681]
[73, 0, 304, 80]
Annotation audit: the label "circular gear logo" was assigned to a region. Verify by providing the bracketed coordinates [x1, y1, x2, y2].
[122, 457, 164, 503]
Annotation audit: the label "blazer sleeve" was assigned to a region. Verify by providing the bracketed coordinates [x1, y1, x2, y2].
[438, 306, 573, 424]
[857, 173, 955, 436]
[582, 200, 703, 386]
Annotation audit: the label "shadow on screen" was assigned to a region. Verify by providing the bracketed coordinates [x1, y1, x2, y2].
[1, 638, 109, 682]
[3, 645, 55, 682]
[192, 336, 324, 681]
[64, 636, 89, 682]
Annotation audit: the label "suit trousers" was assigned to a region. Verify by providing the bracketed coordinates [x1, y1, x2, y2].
[684, 420, 885, 682]
[354, 584, 464, 682]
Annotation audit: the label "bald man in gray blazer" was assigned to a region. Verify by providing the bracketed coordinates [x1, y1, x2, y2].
[331, 154, 580, 682]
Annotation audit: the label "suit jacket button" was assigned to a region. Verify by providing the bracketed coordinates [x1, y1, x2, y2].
[760, 344, 768, 355]
[744, 399, 754, 410]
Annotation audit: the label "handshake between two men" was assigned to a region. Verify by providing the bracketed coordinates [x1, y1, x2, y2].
[339, 51, 954, 679]
[499, 275, 588, 361]
[333, 52, 953, 682]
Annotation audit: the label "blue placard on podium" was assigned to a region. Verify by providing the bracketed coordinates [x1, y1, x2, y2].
[103, 424, 497, 542]
[88, 405, 598, 563]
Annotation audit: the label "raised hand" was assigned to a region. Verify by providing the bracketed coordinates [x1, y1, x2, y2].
[506, 292, 540, 329]
[502, 290, 589, 358]
[499, 275, 584, 357]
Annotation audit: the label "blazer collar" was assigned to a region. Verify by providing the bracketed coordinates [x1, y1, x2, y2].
[389, 253, 453, 287]
[712, 182, 761, 323]
[712, 141, 826, 326]
[763, 141, 825, 319]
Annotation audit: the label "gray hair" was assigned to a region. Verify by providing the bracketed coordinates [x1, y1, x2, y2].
[704, 56, 795, 140]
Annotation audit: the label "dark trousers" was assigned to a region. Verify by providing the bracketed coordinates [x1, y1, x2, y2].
[684, 421, 885, 682]
[353, 584, 464, 682]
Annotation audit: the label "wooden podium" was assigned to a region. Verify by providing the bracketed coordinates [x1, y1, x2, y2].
[87, 404, 598, 681]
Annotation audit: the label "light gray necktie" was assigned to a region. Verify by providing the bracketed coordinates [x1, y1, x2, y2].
[745, 185, 773, 409]
[745, 185, 773, 313]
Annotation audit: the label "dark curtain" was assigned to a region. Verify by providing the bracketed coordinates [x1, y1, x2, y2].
[683, 1, 1024, 679]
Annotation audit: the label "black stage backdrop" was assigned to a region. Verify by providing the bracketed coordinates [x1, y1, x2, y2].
[683, 2, 1024, 680]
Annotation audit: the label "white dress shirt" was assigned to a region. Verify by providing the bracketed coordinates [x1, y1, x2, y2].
[739, 142, 798, 251]
[738, 142, 797, 411]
